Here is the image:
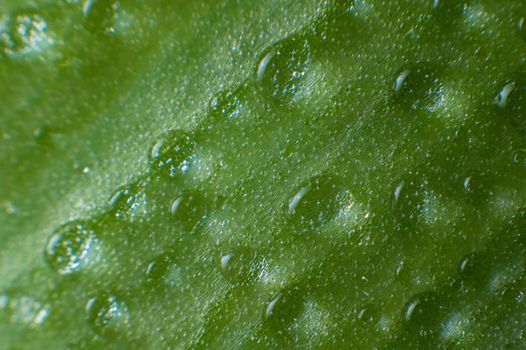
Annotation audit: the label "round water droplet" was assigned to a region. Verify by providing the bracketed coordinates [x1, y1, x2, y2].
[108, 182, 146, 219]
[0, 293, 49, 327]
[86, 293, 129, 334]
[286, 175, 350, 233]
[218, 247, 257, 284]
[458, 252, 493, 288]
[518, 17, 526, 43]
[393, 64, 443, 111]
[495, 80, 526, 135]
[0, 13, 52, 58]
[83, 0, 121, 35]
[170, 191, 208, 231]
[45, 221, 97, 275]
[208, 89, 243, 121]
[256, 35, 311, 104]
[149, 130, 195, 178]
[403, 292, 448, 337]
[145, 252, 176, 283]
[264, 288, 304, 329]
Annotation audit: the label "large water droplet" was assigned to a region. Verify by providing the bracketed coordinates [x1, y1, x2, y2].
[218, 247, 257, 284]
[393, 64, 443, 111]
[170, 191, 208, 231]
[86, 293, 129, 334]
[286, 175, 350, 233]
[45, 221, 97, 275]
[149, 130, 195, 178]
[256, 35, 311, 104]
[0, 13, 53, 58]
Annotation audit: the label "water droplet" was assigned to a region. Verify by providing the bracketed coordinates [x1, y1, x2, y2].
[0, 13, 53, 58]
[463, 176, 472, 192]
[170, 191, 208, 231]
[218, 247, 257, 284]
[149, 130, 195, 178]
[83, 0, 122, 35]
[108, 182, 146, 219]
[495, 82, 515, 108]
[495, 80, 526, 134]
[393, 64, 443, 111]
[86, 293, 129, 333]
[518, 17, 526, 43]
[264, 288, 304, 329]
[45, 221, 97, 275]
[432, 0, 465, 26]
[286, 175, 350, 233]
[145, 252, 176, 283]
[458, 252, 493, 288]
[0, 293, 49, 327]
[208, 89, 243, 120]
[403, 292, 448, 337]
[256, 35, 311, 104]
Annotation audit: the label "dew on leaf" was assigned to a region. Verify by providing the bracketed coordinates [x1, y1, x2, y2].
[108, 182, 146, 219]
[403, 292, 449, 337]
[256, 34, 311, 104]
[218, 247, 257, 284]
[393, 64, 443, 111]
[0, 13, 53, 58]
[83, 0, 122, 35]
[458, 252, 493, 288]
[45, 221, 97, 275]
[86, 293, 129, 334]
[264, 288, 304, 330]
[208, 89, 243, 121]
[285, 175, 350, 233]
[149, 129, 195, 178]
[0, 293, 49, 327]
[145, 252, 176, 283]
[170, 191, 208, 231]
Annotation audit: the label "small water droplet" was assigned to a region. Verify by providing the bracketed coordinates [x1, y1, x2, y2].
[403, 292, 448, 338]
[393, 181, 405, 209]
[208, 89, 243, 120]
[45, 221, 98, 275]
[170, 191, 208, 231]
[495, 80, 526, 135]
[218, 247, 257, 284]
[495, 82, 515, 108]
[108, 182, 146, 219]
[518, 17, 526, 43]
[463, 176, 472, 192]
[393, 64, 443, 111]
[83, 0, 122, 35]
[145, 252, 176, 283]
[149, 130, 195, 178]
[458, 252, 493, 288]
[264, 288, 304, 329]
[286, 175, 350, 233]
[86, 293, 129, 333]
[256, 35, 311, 104]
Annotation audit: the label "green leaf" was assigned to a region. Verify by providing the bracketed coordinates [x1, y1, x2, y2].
[1, 0, 526, 348]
